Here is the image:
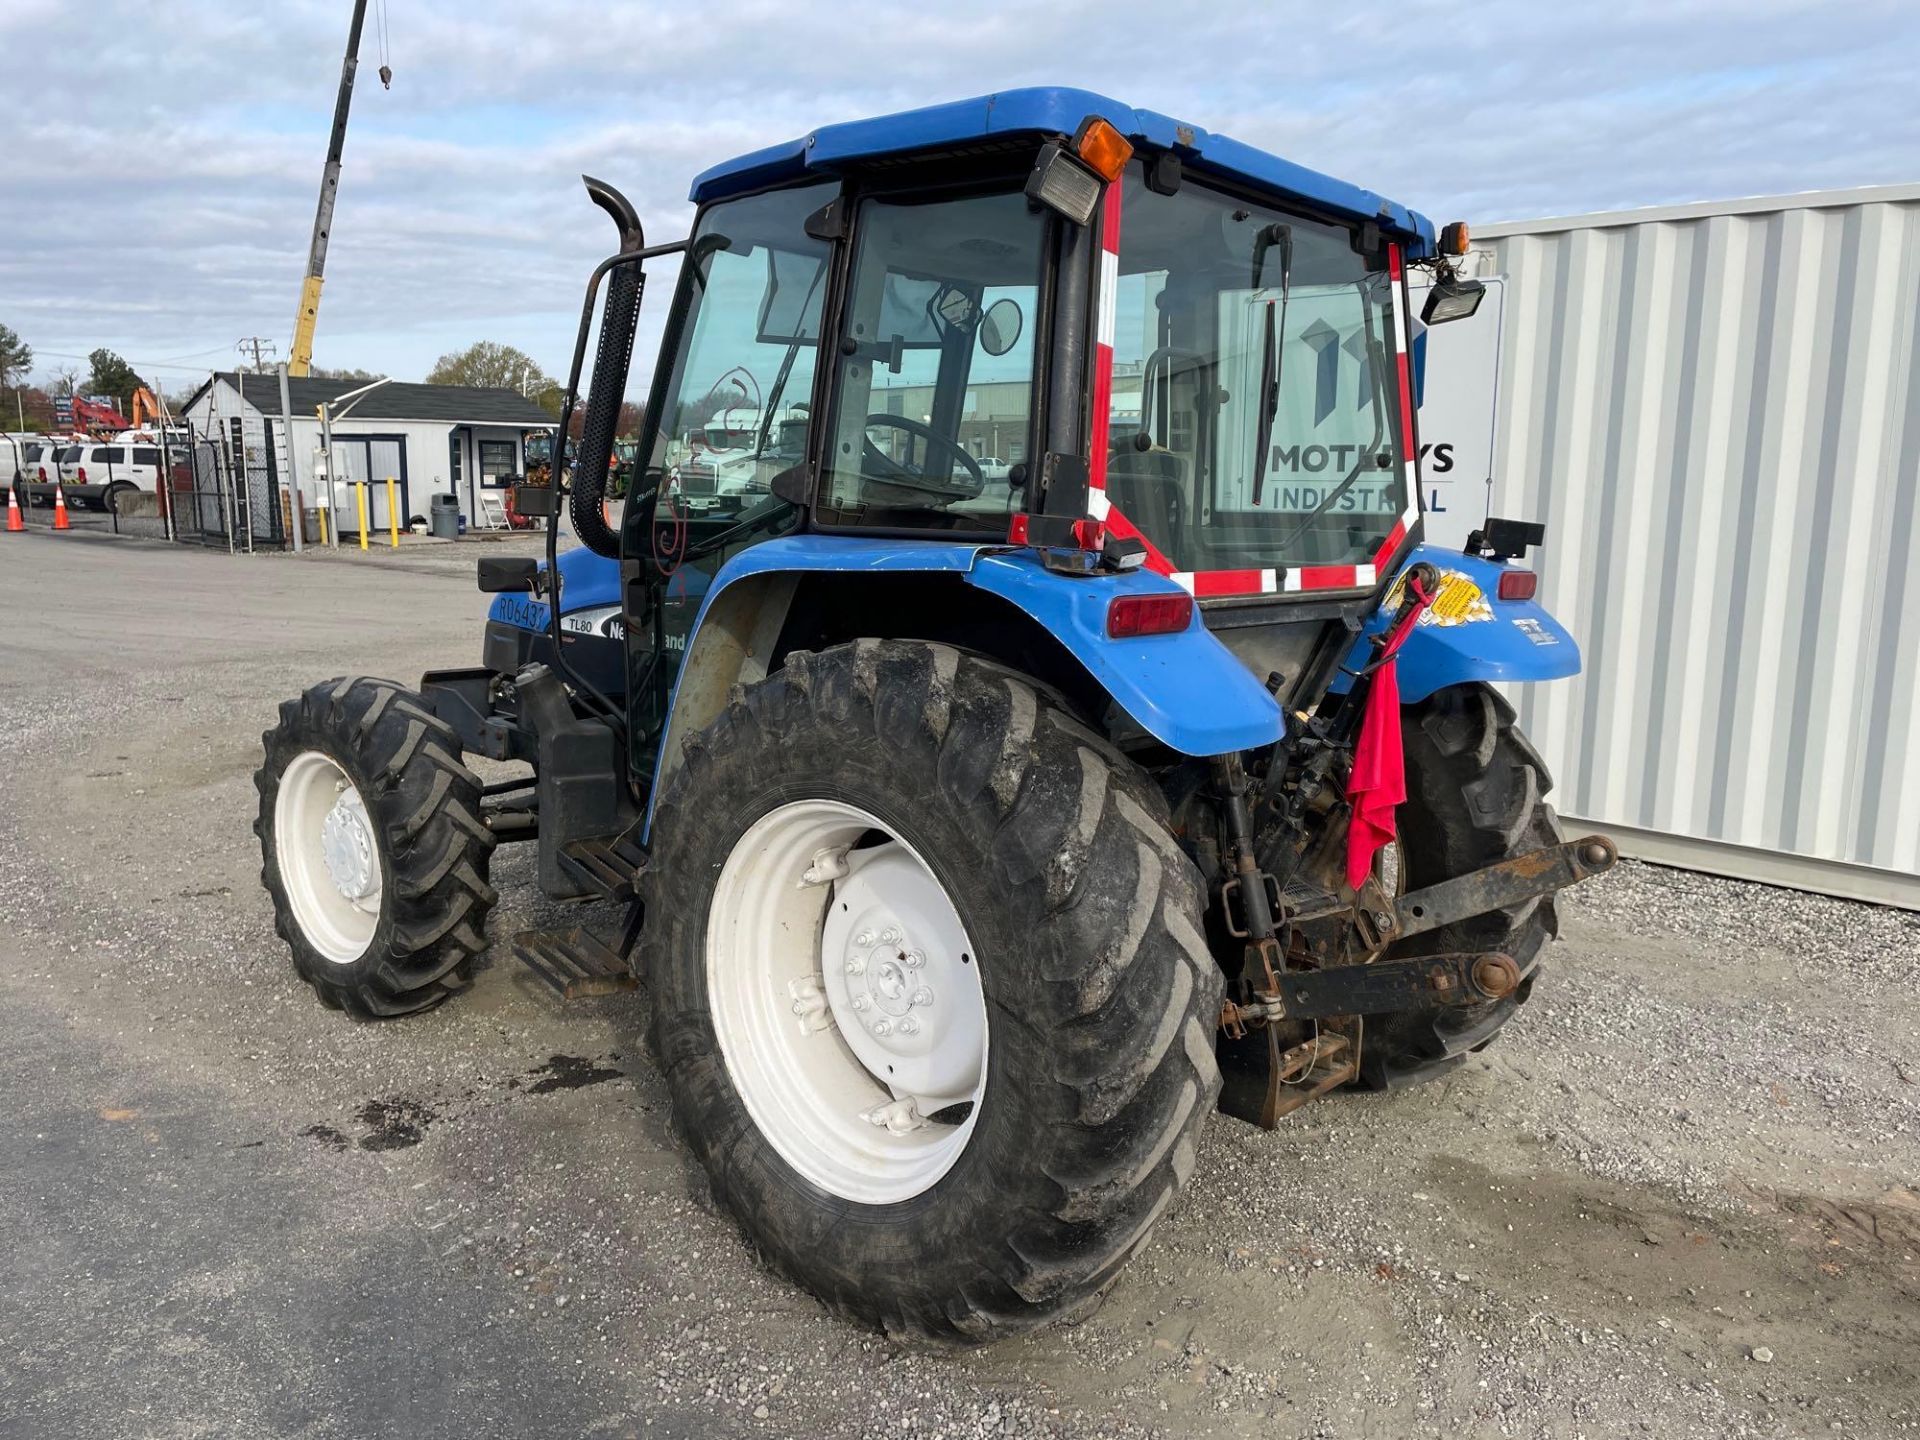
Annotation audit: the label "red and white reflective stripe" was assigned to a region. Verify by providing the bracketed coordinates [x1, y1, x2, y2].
[1083, 183, 1176, 576]
[1291, 563, 1379, 591]
[1372, 243, 1421, 573]
[1087, 181, 1121, 504]
[1082, 183, 1117, 551]
[1171, 568, 1274, 597]
[1169, 563, 1379, 597]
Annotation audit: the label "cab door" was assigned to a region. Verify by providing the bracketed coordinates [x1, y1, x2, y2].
[618, 179, 838, 794]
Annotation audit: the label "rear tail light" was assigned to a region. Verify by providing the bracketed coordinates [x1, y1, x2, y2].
[1497, 569, 1537, 602]
[36, 466, 47, 481]
[1106, 593, 1193, 638]
[75, 466, 86, 483]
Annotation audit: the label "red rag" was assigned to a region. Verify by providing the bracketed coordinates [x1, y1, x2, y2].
[1345, 653, 1406, 892]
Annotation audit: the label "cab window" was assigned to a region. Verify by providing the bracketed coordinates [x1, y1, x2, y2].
[815, 186, 1042, 532]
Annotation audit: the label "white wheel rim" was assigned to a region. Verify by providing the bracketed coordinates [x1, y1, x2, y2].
[707, 799, 987, 1205]
[274, 749, 383, 964]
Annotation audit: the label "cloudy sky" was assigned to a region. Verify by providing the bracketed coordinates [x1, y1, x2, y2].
[3, 0, 1915, 397]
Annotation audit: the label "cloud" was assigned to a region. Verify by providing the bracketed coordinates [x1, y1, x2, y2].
[2, 0, 1913, 391]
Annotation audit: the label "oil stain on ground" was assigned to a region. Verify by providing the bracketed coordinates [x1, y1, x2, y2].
[302, 1122, 350, 1150]
[523, 1054, 625, 1094]
[301, 1101, 439, 1151]
[354, 1097, 438, 1150]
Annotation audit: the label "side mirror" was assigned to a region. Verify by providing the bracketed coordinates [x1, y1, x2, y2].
[1421, 276, 1486, 326]
[979, 297, 1024, 357]
[477, 556, 539, 593]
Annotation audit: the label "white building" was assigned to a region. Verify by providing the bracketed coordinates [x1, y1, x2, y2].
[180, 372, 555, 533]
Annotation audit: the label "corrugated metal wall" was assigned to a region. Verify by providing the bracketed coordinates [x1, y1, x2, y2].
[1469, 185, 1920, 905]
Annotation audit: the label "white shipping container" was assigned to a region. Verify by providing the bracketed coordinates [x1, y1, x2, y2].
[1433, 184, 1920, 908]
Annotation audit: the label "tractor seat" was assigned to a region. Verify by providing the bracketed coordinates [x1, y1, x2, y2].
[1105, 447, 1187, 560]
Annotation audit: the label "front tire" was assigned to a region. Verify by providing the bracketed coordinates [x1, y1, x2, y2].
[255, 677, 496, 1017]
[641, 641, 1222, 1345]
[1360, 682, 1561, 1087]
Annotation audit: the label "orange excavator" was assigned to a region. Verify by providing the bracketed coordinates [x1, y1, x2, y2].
[67, 393, 129, 433]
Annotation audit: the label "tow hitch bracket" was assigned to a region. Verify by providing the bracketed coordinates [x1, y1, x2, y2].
[1225, 949, 1521, 1026]
[1391, 835, 1617, 942]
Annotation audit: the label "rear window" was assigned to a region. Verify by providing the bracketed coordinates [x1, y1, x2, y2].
[60, 446, 82, 463]
[132, 447, 161, 467]
[94, 446, 126, 465]
[24, 443, 47, 462]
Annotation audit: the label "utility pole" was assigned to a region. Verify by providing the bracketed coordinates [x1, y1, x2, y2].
[237, 336, 278, 373]
[289, 0, 378, 377]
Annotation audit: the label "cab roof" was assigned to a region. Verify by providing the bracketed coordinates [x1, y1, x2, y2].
[688, 86, 1433, 253]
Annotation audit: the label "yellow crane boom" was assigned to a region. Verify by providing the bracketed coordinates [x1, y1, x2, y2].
[289, 0, 375, 377]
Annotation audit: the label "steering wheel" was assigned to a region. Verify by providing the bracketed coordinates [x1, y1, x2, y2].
[860, 414, 985, 503]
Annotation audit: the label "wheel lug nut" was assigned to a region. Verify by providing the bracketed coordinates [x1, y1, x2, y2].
[851, 995, 871, 1012]
[904, 950, 925, 969]
[881, 927, 901, 944]
[872, 1019, 892, 1037]
[845, 957, 865, 976]
[854, 930, 874, 946]
[898, 1017, 919, 1035]
[910, 987, 933, 1007]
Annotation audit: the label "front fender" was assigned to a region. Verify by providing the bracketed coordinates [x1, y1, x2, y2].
[1333, 544, 1581, 704]
[676, 536, 1284, 757]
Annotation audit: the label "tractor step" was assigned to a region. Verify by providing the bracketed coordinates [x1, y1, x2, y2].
[511, 914, 640, 1000]
[558, 830, 648, 904]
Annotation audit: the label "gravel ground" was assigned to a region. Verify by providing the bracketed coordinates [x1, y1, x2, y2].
[0, 531, 1915, 1439]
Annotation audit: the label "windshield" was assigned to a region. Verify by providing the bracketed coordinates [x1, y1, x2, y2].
[636, 182, 834, 515]
[1103, 170, 1410, 577]
[815, 185, 1043, 531]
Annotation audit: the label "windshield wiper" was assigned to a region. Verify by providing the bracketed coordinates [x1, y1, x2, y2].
[1249, 223, 1291, 508]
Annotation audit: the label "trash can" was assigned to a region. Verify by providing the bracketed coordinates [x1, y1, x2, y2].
[430, 494, 460, 540]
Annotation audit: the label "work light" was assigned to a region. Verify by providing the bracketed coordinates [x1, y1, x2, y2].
[1025, 144, 1103, 226]
[1421, 276, 1486, 325]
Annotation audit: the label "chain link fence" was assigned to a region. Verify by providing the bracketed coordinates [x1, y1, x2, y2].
[4, 420, 289, 551]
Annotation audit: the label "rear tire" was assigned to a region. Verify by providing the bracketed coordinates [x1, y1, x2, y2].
[641, 640, 1222, 1345]
[255, 676, 496, 1018]
[1359, 682, 1561, 1088]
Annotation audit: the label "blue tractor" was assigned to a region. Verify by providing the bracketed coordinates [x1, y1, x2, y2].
[255, 90, 1614, 1344]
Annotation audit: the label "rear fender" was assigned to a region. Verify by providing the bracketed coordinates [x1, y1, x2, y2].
[1331, 544, 1581, 704]
[647, 536, 1285, 827]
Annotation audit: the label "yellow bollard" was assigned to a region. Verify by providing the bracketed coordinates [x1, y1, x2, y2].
[385, 477, 399, 548]
[355, 482, 370, 552]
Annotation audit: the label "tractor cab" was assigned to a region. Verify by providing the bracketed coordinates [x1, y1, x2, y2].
[585, 93, 1487, 802]
[260, 89, 1611, 1348]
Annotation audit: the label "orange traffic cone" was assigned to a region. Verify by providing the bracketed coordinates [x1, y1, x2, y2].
[52, 483, 71, 530]
[5, 487, 23, 532]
